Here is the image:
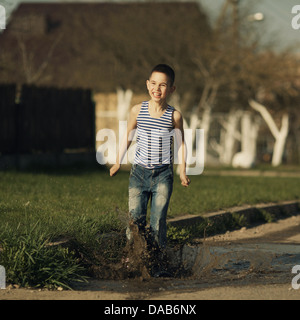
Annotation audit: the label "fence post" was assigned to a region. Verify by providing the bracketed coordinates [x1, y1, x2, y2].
[0, 265, 5, 289]
[0, 5, 6, 30]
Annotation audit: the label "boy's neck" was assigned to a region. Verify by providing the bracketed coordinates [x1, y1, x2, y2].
[149, 99, 168, 112]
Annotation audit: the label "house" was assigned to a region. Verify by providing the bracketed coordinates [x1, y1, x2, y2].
[0, 2, 211, 154]
[0, 2, 210, 91]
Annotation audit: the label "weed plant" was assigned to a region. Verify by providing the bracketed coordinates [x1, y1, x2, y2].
[0, 221, 88, 289]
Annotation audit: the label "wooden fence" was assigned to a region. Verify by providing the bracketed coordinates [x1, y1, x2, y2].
[0, 84, 95, 156]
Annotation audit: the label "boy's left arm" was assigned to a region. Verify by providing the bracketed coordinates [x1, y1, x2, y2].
[173, 110, 191, 187]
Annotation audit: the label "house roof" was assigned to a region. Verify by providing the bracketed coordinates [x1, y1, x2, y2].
[0, 2, 211, 92]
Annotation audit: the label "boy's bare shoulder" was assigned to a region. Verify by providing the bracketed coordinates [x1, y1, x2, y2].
[173, 108, 183, 121]
[131, 103, 142, 116]
[171, 108, 184, 128]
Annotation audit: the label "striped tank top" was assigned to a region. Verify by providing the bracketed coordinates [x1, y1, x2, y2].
[134, 101, 175, 169]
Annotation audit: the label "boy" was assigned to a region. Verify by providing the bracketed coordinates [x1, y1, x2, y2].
[110, 64, 190, 275]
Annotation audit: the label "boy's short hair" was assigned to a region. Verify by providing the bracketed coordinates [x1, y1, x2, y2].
[150, 64, 175, 86]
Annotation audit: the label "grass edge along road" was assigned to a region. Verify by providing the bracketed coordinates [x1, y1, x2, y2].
[0, 167, 299, 289]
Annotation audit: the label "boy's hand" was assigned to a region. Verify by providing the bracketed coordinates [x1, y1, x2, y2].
[110, 164, 120, 177]
[180, 172, 191, 187]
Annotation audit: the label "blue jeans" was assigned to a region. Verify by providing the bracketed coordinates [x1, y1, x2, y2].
[128, 164, 173, 249]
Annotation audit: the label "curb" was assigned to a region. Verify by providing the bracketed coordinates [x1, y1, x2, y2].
[167, 200, 300, 234]
[202, 170, 300, 178]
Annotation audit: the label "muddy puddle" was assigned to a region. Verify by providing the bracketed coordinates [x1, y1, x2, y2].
[73, 237, 300, 295]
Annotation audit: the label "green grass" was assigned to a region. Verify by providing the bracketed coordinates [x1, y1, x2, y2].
[0, 168, 128, 230]
[0, 221, 88, 289]
[1, 168, 299, 224]
[0, 166, 299, 288]
[170, 173, 300, 217]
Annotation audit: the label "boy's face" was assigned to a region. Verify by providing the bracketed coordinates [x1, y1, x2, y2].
[146, 72, 175, 103]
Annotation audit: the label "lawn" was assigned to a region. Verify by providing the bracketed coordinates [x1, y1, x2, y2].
[171, 173, 300, 216]
[1, 167, 299, 227]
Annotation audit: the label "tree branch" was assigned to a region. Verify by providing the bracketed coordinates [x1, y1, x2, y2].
[249, 99, 280, 139]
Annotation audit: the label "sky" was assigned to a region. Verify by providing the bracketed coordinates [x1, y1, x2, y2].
[1, 0, 299, 52]
[200, 0, 300, 52]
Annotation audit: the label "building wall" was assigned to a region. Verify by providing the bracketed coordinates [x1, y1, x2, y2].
[94, 92, 148, 151]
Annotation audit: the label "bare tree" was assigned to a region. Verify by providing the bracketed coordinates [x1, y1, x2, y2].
[232, 112, 260, 168]
[249, 100, 289, 167]
[194, 0, 300, 167]
[17, 34, 62, 84]
[116, 87, 133, 121]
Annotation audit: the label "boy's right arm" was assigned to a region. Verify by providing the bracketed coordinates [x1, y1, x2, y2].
[110, 104, 141, 177]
